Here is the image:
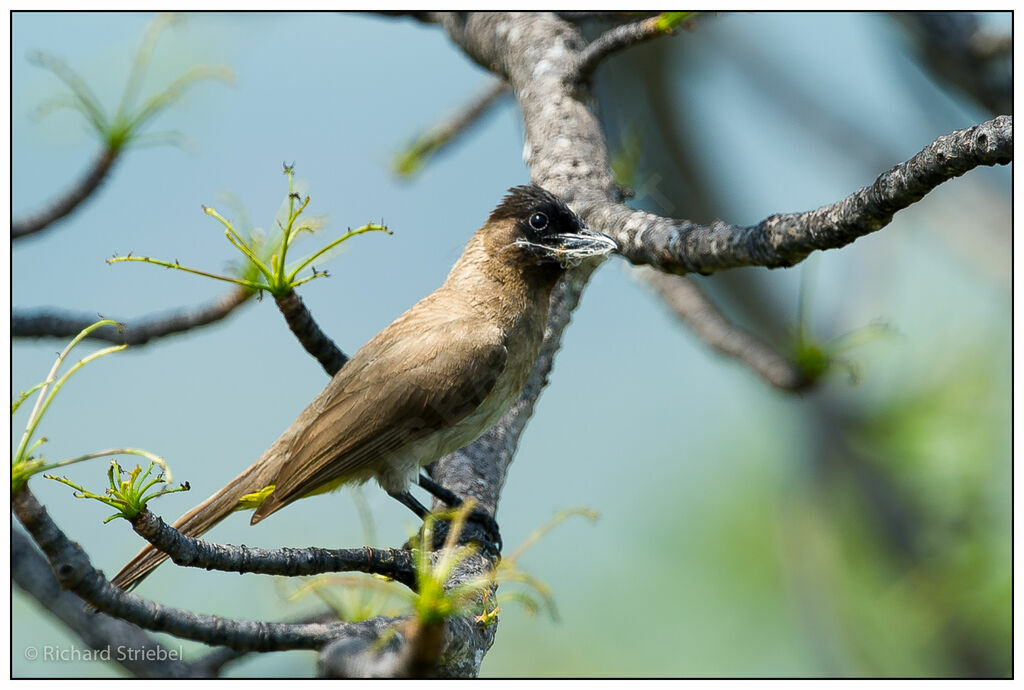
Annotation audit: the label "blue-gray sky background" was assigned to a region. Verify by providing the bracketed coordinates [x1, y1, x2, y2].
[12, 12, 1011, 677]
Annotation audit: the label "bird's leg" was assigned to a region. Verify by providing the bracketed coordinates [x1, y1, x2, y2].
[418, 473, 502, 553]
[388, 490, 430, 519]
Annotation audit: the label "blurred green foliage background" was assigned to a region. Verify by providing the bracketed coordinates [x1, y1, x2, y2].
[12, 12, 1010, 678]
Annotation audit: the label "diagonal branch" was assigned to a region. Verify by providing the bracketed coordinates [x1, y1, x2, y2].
[127, 508, 417, 590]
[396, 79, 509, 177]
[12, 147, 120, 240]
[569, 14, 673, 85]
[577, 115, 1012, 275]
[11, 528, 198, 678]
[638, 267, 810, 391]
[12, 487, 393, 652]
[13, 288, 251, 345]
[274, 290, 349, 376]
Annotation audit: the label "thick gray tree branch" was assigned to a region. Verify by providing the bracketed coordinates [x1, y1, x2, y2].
[12, 147, 120, 240]
[15, 11, 1010, 678]
[13, 288, 251, 345]
[577, 115, 1012, 274]
[638, 267, 810, 391]
[418, 16, 1010, 674]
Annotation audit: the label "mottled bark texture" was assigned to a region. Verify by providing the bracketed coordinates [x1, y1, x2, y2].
[129, 509, 417, 589]
[578, 116, 1012, 274]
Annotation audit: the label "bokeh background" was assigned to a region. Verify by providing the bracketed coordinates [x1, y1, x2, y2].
[12, 12, 1011, 678]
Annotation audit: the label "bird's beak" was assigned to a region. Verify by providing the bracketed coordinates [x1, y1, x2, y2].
[537, 226, 619, 268]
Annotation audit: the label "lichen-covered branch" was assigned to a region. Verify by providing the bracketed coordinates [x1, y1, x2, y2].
[577, 115, 1013, 275]
[274, 290, 349, 376]
[12, 147, 120, 240]
[13, 288, 251, 345]
[128, 508, 417, 590]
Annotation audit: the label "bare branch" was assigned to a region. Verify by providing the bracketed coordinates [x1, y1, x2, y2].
[12, 147, 120, 240]
[577, 115, 1012, 275]
[638, 267, 810, 391]
[569, 15, 671, 85]
[12, 487, 390, 652]
[274, 290, 348, 376]
[128, 508, 417, 590]
[13, 288, 251, 345]
[396, 79, 509, 177]
[11, 528, 198, 678]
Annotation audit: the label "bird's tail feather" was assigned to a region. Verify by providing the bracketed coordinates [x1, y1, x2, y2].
[110, 451, 284, 591]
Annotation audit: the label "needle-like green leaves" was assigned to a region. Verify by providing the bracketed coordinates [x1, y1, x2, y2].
[109, 164, 390, 297]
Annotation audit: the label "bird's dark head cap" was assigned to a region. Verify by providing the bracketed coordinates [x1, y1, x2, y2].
[489, 185, 617, 268]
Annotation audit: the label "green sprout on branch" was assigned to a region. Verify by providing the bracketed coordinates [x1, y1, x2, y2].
[790, 270, 895, 383]
[284, 503, 598, 628]
[655, 12, 699, 33]
[11, 320, 184, 506]
[108, 164, 390, 297]
[46, 459, 190, 523]
[30, 12, 233, 153]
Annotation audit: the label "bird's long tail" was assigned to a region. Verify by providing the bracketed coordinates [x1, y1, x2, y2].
[110, 446, 287, 591]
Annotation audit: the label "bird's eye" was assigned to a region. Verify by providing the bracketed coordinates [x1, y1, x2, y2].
[529, 212, 549, 231]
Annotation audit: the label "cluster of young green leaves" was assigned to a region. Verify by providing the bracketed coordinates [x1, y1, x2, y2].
[655, 12, 698, 32]
[12, 320, 187, 520]
[30, 12, 232, 153]
[109, 164, 390, 298]
[47, 460, 190, 523]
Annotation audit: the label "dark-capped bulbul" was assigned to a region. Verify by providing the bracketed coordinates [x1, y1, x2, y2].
[112, 185, 617, 590]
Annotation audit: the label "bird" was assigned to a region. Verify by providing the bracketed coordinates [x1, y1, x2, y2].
[111, 184, 617, 591]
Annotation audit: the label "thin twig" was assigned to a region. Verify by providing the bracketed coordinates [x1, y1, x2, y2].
[396, 80, 508, 177]
[12, 147, 120, 240]
[128, 509, 417, 590]
[639, 267, 810, 391]
[569, 15, 671, 84]
[13, 288, 251, 345]
[274, 290, 349, 376]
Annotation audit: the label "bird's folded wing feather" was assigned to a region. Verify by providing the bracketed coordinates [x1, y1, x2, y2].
[257, 316, 508, 515]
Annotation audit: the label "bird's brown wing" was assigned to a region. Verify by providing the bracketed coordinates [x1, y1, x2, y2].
[252, 317, 508, 521]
